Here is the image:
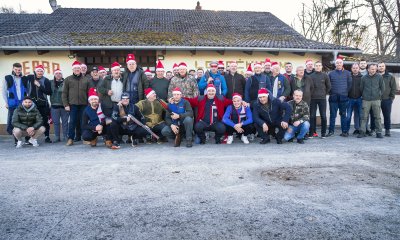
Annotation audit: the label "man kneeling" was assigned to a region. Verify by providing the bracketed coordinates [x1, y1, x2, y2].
[12, 96, 45, 148]
[284, 90, 310, 144]
[162, 87, 194, 147]
[110, 92, 148, 148]
[82, 88, 112, 147]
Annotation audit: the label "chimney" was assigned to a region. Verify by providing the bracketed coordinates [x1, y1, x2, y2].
[49, 0, 61, 11]
[195, 1, 202, 11]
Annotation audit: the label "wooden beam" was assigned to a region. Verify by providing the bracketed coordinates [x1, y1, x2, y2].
[267, 51, 279, 56]
[3, 50, 18, 55]
[293, 52, 306, 56]
[243, 51, 253, 55]
[37, 50, 49, 55]
[216, 50, 225, 55]
[190, 50, 196, 55]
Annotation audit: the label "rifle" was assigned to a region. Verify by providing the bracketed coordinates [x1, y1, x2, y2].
[127, 114, 160, 140]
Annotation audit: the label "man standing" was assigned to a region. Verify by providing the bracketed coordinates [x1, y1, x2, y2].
[49, 69, 69, 142]
[224, 61, 246, 99]
[245, 64, 253, 79]
[26, 65, 52, 143]
[161, 87, 194, 147]
[150, 60, 170, 101]
[244, 62, 271, 103]
[290, 66, 314, 106]
[310, 61, 331, 138]
[62, 61, 90, 146]
[217, 60, 225, 75]
[98, 66, 108, 79]
[88, 66, 102, 89]
[270, 62, 291, 102]
[252, 88, 291, 144]
[122, 53, 149, 104]
[98, 62, 124, 118]
[2, 63, 27, 145]
[359, 59, 368, 76]
[145, 69, 153, 81]
[284, 90, 310, 144]
[81, 63, 88, 77]
[358, 64, 385, 138]
[378, 61, 397, 136]
[172, 63, 179, 77]
[304, 59, 315, 76]
[12, 96, 45, 148]
[327, 56, 352, 137]
[345, 63, 363, 135]
[283, 62, 295, 85]
[196, 68, 204, 84]
[198, 61, 227, 96]
[263, 58, 273, 79]
[166, 71, 173, 80]
[168, 62, 199, 98]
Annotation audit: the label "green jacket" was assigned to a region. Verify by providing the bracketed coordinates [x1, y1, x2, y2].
[12, 104, 43, 130]
[62, 74, 89, 106]
[97, 75, 123, 109]
[360, 73, 385, 101]
[135, 99, 165, 128]
[288, 100, 310, 124]
[381, 72, 397, 100]
[50, 79, 64, 106]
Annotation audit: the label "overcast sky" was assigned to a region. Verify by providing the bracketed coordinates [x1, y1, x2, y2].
[0, 0, 312, 28]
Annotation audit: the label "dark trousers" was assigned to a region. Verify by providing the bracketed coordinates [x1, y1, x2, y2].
[37, 105, 50, 137]
[110, 121, 148, 143]
[345, 97, 362, 132]
[225, 124, 254, 136]
[381, 99, 393, 130]
[136, 122, 167, 139]
[310, 99, 327, 135]
[329, 99, 348, 133]
[194, 120, 226, 140]
[255, 122, 285, 141]
[7, 107, 17, 135]
[68, 105, 86, 140]
[161, 117, 194, 140]
[82, 124, 111, 141]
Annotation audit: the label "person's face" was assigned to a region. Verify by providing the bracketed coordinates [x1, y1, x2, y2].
[254, 65, 262, 74]
[189, 70, 195, 76]
[81, 65, 87, 74]
[89, 98, 99, 108]
[173, 69, 179, 75]
[218, 67, 224, 72]
[35, 69, 44, 78]
[296, 67, 305, 78]
[121, 97, 130, 106]
[146, 74, 153, 80]
[197, 70, 204, 78]
[258, 95, 268, 104]
[54, 72, 63, 80]
[99, 71, 107, 78]
[359, 61, 367, 70]
[172, 92, 182, 102]
[272, 65, 280, 75]
[91, 70, 99, 80]
[368, 65, 377, 75]
[293, 91, 303, 103]
[156, 69, 165, 78]
[13, 67, 22, 76]
[335, 60, 344, 70]
[112, 68, 121, 79]
[127, 62, 137, 72]
[73, 67, 81, 75]
[315, 63, 323, 72]
[264, 63, 271, 71]
[206, 88, 216, 99]
[306, 63, 313, 71]
[378, 63, 386, 73]
[22, 99, 33, 108]
[210, 65, 218, 74]
[245, 73, 252, 78]
[232, 97, 242, 108]
[166, 72, 173, 79]
[147, 92, 157, 101]
[351, 64, 360, 75]
[178, 68, 187, 76]
[285, 64, 292, 73]
[230, 63, 237, 73]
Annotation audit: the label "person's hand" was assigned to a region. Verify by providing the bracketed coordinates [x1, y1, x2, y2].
[262, 123, 269, 132]
[279, 96, 285, 102]
[241, 101, 248, 107]
[171, 124, 179, 134]
[281, 121, 288, 129]
[26, 127, 35, 136]
[108, 90, 113, 96]
[65, 106, 70, 111]
[207, 77, 214, 84]
[95, 124, 103, 132]
[236, 127, 244, 133]
[234, 123, 242, 131]
[168, 97, 174, 104]
[171, 113, 180, 120]
[293, 121, 300, 127]
[126, 116, 131, 122]
[34, 80, 41, 87]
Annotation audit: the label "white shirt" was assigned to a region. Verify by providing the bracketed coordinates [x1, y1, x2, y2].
[111, 78, 123, 102]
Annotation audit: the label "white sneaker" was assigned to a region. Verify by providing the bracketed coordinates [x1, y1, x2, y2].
[16, 141, 23, 148]
[226, 135, 234, 144]
[29, 138, 39, 147]
[241, 135, 250, 144]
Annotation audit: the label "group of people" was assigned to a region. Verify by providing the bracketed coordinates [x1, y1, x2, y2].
[3, 53, 397, 149]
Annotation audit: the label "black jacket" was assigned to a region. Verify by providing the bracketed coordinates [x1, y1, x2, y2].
[252, 95, 292, 126]
[26, 74, 52, 107]
[224, 72, 246, 99]
[310, 72, 331, 100]
[348, 73, 362, 99]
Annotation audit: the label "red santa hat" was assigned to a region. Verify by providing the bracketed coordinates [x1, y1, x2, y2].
[265, 58, 271, 64]
[172, 87, 182, 95]
[336, 56, 344, 62]
[88, 88, 99, 101]
[271, 62, 279, 67]
[258, 88, 269, 97]
[246, 64, 253, 74]
[178, 62, 187, 69]
[98, 66, 107, 73]
[111, 62, 121, 71]
[126, 54, 136, 64]
[35, 65, 45, 72]
[144, 88, 156, 98]
[217, 60, 224, 68]
[156, 60, 165, 71]
[72, 61, 81, 69]
[254, 61, 263, 68]
[232, 93, 242, 100]
[54, 68, 62, 74]
[172, 63, 179, 70]
[305, 59, 313, 65]
[206, 84, 216, 91]
[144, 68, 152, 75]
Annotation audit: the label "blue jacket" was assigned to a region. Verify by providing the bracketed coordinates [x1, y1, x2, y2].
[198, 71, 228, 96]
[244, 74, 272, 103]
[252, 95, 292, 126]
[222, 105, 253, 127]
[328, 69, 352, 96]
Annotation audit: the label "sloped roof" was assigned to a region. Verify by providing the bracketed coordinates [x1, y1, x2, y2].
[0, 8, 361, 53]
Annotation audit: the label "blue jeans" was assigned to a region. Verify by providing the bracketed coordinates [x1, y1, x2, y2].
[284, 121, 310, 141]
[68, 105, 86, 140]
[329, 98, 348, 133]
[345, 97, 362, 132]
[51, 107, 70, 140]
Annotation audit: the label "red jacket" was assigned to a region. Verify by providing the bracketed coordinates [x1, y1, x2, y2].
[185, 96, 232, 122]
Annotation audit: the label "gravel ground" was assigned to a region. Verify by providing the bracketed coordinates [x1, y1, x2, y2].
[0, 129, 399, 240]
